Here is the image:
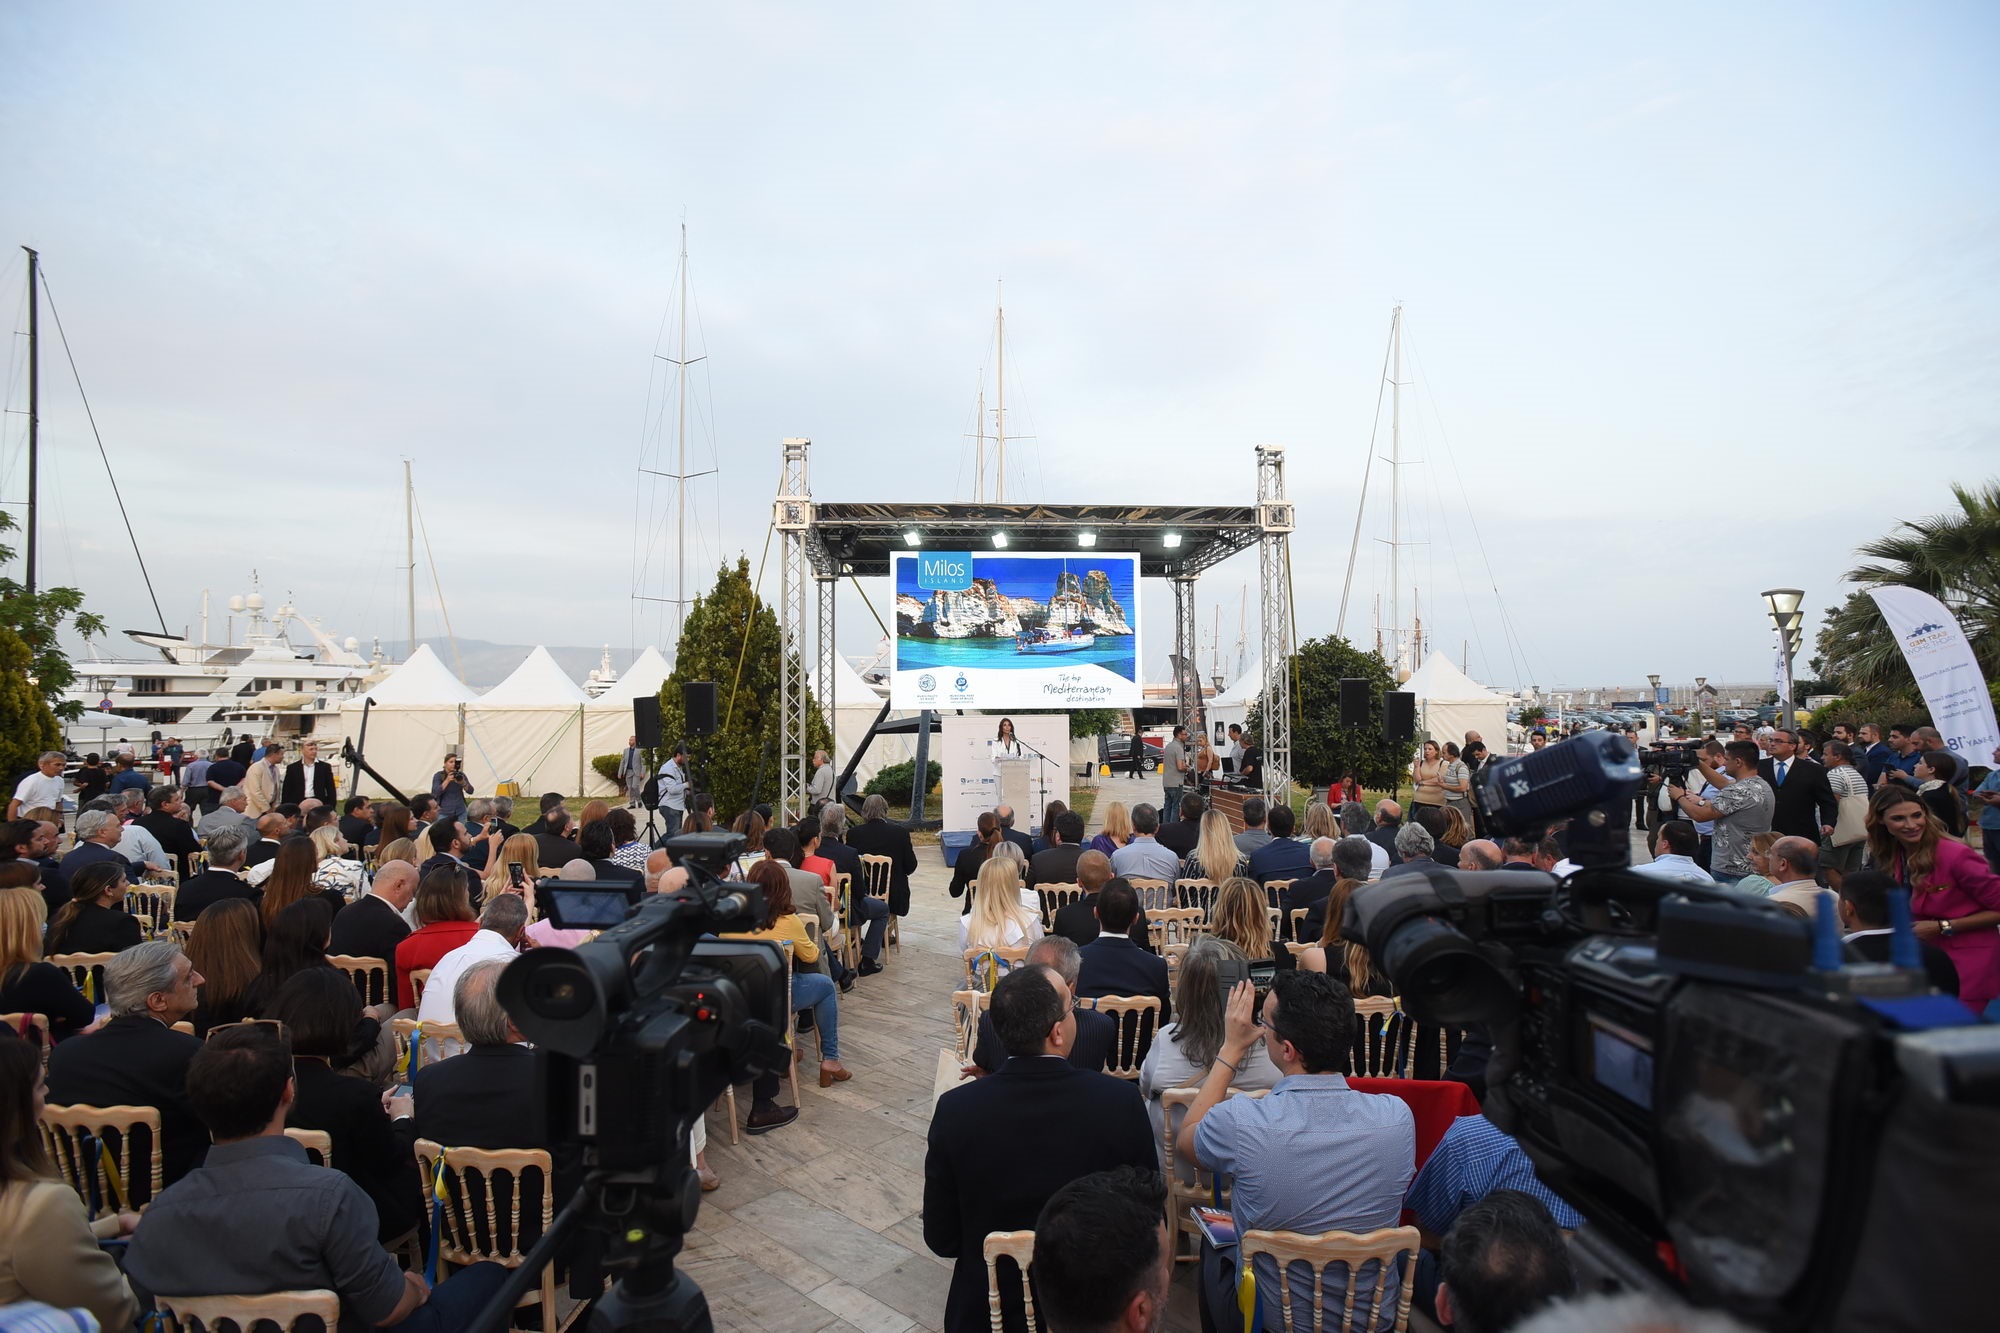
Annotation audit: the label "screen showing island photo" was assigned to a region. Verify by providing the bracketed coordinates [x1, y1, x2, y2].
[890, 552, 1142, 710]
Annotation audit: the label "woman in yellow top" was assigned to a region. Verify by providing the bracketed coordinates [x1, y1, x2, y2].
[1410, 740, 1447, 809]
[0, 1030, 139, 1328]
[739, 860, 850, 1087]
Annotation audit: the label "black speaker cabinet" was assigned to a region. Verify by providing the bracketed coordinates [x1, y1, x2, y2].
[1340, 678, 1371, 729]
[683, 681, 720, 738]
[1383, 691, 1416, 741]
[632, 695, 664, 749]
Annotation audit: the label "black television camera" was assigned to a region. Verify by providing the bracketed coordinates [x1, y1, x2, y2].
[1637, 738, 1706, 786]
[1344, 731, 2000, 1331]
[470, 832, 792, 1333]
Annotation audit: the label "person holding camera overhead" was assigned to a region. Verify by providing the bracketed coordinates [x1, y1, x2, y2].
[1665, 740, 1773, 887]
[430, 753, 473, 824]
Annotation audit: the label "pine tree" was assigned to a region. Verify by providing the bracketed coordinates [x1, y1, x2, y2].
[1248, 634, 1405, 791]
[0, 510, 102, 782]
[656, 557, 830, 822]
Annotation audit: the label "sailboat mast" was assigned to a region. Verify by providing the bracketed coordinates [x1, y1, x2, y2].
[21, 246, 38, 596]
[404, 459, 415, 649]
[1389, 303, 1403, 671]
[974, 387, 986, 503]
[994, 282, 1007, 503]
[675, 224, 690, 646]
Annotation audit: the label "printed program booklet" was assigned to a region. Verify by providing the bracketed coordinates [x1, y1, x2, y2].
[1190, 1206, 1237, 1247]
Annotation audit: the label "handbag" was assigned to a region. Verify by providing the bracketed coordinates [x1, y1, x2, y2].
[1831, 792, 1869, 847]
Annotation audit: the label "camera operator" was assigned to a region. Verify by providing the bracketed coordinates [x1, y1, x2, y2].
[1665, 740, 1772, 887]
[431, 752, 473, 824]
[1645, 740, 1724, 870]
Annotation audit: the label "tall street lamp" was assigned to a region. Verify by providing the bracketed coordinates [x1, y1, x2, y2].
[1761, 588, 1805, 726]
[1694, 675, 1708, 734]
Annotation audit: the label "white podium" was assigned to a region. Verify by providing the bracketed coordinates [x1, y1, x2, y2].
[995, 755, 1032, 818]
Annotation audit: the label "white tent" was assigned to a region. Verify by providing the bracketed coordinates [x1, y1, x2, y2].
[463, 648, 594, 798]
[581, 648, 673, 795]
[64, 711, 157, 753]
[1405, 654, 1510, 758]
[340, 646, 477, 800]
[1206, 658, 1264, 734]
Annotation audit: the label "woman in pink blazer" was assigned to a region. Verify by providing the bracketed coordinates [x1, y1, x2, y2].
[1866, 785, 2000, 1011]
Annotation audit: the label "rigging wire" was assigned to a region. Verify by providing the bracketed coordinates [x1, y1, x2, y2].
[38, 269, 168, 634]
[409, 491, 467, 684]
[1336, 312, 1396, 638]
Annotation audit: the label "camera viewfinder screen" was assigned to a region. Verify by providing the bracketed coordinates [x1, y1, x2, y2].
[543, 887, 636, 931]
[1588, 1015, 1655, 1110]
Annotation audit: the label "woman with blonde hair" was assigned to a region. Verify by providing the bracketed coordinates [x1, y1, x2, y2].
[1087, 801, 1132, 857]
[1440, 804, 1472, 849]
[1180, 810, 1247, 885]
[1302, 801, 1337, 842]
[0, 889, 94, 1041]
[958, 856, 1043, 953]
[370, 837, 420, 874]
[1297, 878, 1395, 997]
[309, 823, 366, 902]
[482, 833, 544, 905]
[1208, 876, 1285, 985]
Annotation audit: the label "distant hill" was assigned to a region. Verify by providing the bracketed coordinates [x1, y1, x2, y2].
[379, 639, 646, 691]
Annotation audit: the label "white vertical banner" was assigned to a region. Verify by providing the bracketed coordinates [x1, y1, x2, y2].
[941, 714, 1071, 834]
[1867, 587, 2000, 757]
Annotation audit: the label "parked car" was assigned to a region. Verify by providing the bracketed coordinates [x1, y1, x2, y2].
[1096, 733, 1162, 772]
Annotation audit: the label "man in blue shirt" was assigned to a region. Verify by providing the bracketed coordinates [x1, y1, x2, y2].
[1178, 970, 1415, 1332]
[1975, 743, 2000, 875]
[107, 753, 151, 797]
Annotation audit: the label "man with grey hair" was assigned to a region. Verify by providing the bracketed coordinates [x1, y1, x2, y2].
[198, 784, 257, 841]
[1338, 801, 1390, 879]
[61, 807, 134, 884]
[9, 750, 68, 821]
[818, 802, 889, 974]
[47, 941, 208, 1190]
[1458, 838, 1504, 871]
[846, 791, 918, 916]
[995, 804, 1034, 857]
[114, 788, 172, 876]
[418, 893, 529, 1027]
[806, 748, 835, 812]
[1383, 821, 1440, 878]
[966, 936, 1115, 1076]
[173, 824, 260, 920]
[1280, 837, 1343, 934]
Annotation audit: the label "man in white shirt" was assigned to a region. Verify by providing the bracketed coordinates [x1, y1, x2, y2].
[806, 749, 835, 812]
[655, 745, 689, 837]
[112, 791, 172, 877]
[417, 894, 529, 1027]
[1631, 820, 1715, 886]
[8, 751, 66, 821]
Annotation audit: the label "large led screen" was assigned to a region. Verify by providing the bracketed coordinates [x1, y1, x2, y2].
[891, 552, 1142, 709]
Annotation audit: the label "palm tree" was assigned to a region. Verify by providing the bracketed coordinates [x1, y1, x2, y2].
[1816, 481, 2000, 696]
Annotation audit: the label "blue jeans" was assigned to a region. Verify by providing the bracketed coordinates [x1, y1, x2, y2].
[793, 969, 840, 1059]
[401, 1260, 510, 1333]
[660, 806, 685, 839]
[854, 893, 890, 961]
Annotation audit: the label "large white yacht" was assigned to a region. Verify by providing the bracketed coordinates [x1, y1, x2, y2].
[62, 584, 387, 753]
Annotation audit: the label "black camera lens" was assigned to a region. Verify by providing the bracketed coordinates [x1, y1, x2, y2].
[1378, 915, 1518, 1025]
[523, 960, 596, 1022]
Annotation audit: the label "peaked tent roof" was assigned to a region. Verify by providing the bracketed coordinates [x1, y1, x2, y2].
[1404, 653, 1506, 704]
[1212, 659, 1265, 707]
[355, 644, 478, 705]
[815, 652, 887, 711]
[478, 646, 590, 706]
[585, 646, 673, 708]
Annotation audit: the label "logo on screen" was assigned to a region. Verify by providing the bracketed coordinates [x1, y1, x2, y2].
[916, 551, 975, 591]
[918, 674, 936, 692]
[955, 673, 969, 692]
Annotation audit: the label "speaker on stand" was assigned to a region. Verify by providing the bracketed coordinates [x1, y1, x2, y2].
[632, 695, 665, 842]
[682, 683, 720, 831]
[1339, 678, 1371, 730]
[1383, 691, 1416, 742]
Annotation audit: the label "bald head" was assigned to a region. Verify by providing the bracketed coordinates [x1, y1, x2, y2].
[1770, 836, 1818, 885]
[1309, 836, 1337, 869]
[256, 812, 288, 839]
[372, 860, 418, 908]
[1459, 839, 1503, 871]
[1374, 799, 1402, 826]
[644, 848, 687, 894]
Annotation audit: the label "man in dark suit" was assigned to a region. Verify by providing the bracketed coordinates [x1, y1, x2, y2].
[1247, 804, 1313, 885]
[172, 826, 260, 921]
[1076, 880, 1172, 1050]
[1050, 855, 1150, 948]
[242, 813, 287, 869]
[327, 862, 416, 1002]
[996, 805, 1035, 859]
[925, 964, 1157, 1333]
[60, 809, 134, 884]
[1366, 799, 1404, 865]
[520, 792, 566, 838]
[1026, 810, 1086, 887]
[1154, 792, 1205, 859]
[337, 795, 377, 850]
[533, 808, 579, 873]
[279, 740, 337, 805]
[1297, 838, 1376, 944]
[136, 786, 205, 881]
[576, 819, 644, 887]
[420, 819, 490, 905]
[1760, 728, 1837, 841]
[966, 936, 1114, 1075]
[846, 793, 919, 916]
[1839, 869, 1959, 996]
[45, 941, 207, 1197]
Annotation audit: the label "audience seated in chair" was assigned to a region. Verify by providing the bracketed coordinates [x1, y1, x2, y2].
[1075, 879, 1173, 1035]
[1050, 852, 1150, 951]
[966, 936, 1114, 1077]
[1433, 1189, 1577, 1333]
[328, 861, 418, 1002]
[122, 1022, 509, 1332]
[46, 940, 208, 1191]
[1033, 1165, 1174, 1333]
[1138, 937, 1281, 1174]
[415, 893, 528, 1029]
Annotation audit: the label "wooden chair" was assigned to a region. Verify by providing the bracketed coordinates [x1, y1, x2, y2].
[1350, 997, 1403, 1078]
[153, 1290, 340, 1333]
[170, 1021, 196, 1036]
[1147, 907, 1208, 951]
[1238, 1224, 1421, 1332]
[41, 1102, 163, 1215]
[1092, 995, 1162, 1080]
[186, 850, 210, 875]
[1174, 878, 1218, 914]
[1126, 878, 1174, 913]
[860, 853, 899, 955]
[284, 1127, 335, 1169]
[408, 968, 433, 1008]
[1036, 882, 1087, 928]
[1160, 1087, 1268, 1260]
[1162, 943, 1188, 984]
[391, 1017, 466, 1071]
[125, 886, 177, 939]
[1288, 907, 1311, 944]
[831, 873, 859, 972]
[1263, 879, 1296, 912]
[166, 919, 196, 947]
[982, 1229, 1038, 1333]
[329, 954, 392, 1009]
[962, 945, 1030, 992]
[415, 1140, 574, 1332]
[2, 1012, 52, 1066]
[47, 952, 118, 1002]
[951, 989, 992, 1064]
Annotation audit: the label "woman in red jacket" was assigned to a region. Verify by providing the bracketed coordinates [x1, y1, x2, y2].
[392, 866, 479, 1010]
[1866, 785, 2000, 1013]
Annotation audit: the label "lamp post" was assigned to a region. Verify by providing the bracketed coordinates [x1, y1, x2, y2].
[1694, 676, 1708, 735]
[1761, 589, 1805, 727]
[1646, 673, 1662, 738]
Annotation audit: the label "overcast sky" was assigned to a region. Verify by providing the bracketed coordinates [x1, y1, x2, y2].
[3, 2, 1994, 694]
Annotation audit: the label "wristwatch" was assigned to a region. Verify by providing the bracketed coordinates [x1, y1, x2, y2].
[1941, 919, 1957, 939]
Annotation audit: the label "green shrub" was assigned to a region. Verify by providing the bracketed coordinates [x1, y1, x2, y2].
[865, 759, 942, 801]
[591, 754, 625, 785]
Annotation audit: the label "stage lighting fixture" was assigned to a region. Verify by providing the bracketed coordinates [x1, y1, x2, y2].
[1163, 532, 1183, 548]
[993, 532, 1009, 548]
[902, 531, 921, 546]
[1078, 532, 1097, 547]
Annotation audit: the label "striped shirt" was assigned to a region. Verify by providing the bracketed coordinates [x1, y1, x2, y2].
[1404, 1115, 1582, 1236]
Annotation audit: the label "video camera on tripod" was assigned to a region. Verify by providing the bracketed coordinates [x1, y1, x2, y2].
[469, 831, 792, 1333]
[1344, 731, 2000, 1331]
[1637, 738, 1707, 786]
